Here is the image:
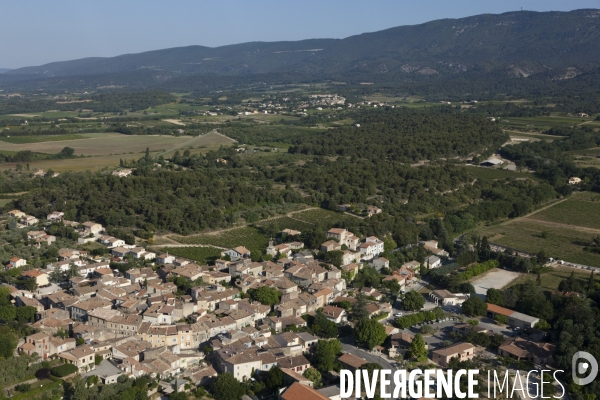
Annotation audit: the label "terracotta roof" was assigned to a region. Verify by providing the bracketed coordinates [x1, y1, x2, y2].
[432, 342, 474, 357]
[322, 305, 345, 319]
[281, 382, 330, 400]
[20, 342, 35, 351]
[22, 270, 46, 278]
[486, 303, 515, 317]
[233, 246, 251, 255]
[338, 353, 368, 369]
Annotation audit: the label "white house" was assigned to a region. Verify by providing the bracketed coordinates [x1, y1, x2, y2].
[221, 246, 251, 261]
[47, 211, 64, 221]
[359, 236, 384, 259]
[424, 255, 442, 269]
[82, 222, 103, 234]
[8, 257, 27, 268]
[157, 254, 176, 264]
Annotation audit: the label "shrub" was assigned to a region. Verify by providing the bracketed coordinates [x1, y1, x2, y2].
[420, 325, 436, 335]
[14, 383, 31, 392]
[51, 363, 77, 377]
[35, 368, 51, 380]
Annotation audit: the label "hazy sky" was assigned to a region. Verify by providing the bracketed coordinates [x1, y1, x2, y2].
[1, 0, 598, 69]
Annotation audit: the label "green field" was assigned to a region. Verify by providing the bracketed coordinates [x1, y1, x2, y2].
[157, 246, 222, 264]
[510, 266, 599, 291]
[529, 192, 600, 229]
[170, 226, 270, 257]
[0, 134, 89, 144]
[167, 208, 353, 256]
[478, 218, 600, 267]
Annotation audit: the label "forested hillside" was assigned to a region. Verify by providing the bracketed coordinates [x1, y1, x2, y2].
[289, 108, 507, 162]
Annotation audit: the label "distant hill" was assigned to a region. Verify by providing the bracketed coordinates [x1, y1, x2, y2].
[0, 69, 10, 74]
[3, 9, 600, 91]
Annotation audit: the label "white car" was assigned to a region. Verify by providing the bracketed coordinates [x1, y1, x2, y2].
[394, 312, 403, 317]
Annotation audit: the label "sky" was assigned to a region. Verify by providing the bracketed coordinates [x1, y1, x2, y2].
[1, 0, 598, 69]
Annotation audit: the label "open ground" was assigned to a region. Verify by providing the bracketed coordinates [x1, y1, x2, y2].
[470, 268, 522, 299]
[477, 192, 600, 266]
[509, 265, 600, 291]
[0, 131, 235, 172]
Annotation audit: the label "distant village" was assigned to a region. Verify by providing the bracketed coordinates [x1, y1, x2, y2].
[1, 208, 555, 399]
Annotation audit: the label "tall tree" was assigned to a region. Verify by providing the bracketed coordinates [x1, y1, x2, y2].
[212, 373, 245, 400]
[266, 366, 283, 391]
[312, 339, 342, 373]
[351, 295, 370, 321]
[402, 291, 425, 311]
[354, 318, 387, 350]
[407, 334, 428, 362]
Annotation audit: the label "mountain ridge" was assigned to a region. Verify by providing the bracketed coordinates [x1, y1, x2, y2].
[3, 9, 600, 91]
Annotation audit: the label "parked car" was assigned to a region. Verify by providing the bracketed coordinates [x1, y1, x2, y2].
[394, 312, 403, 317]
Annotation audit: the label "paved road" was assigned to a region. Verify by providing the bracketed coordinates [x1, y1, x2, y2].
[340, 337, 400, 397]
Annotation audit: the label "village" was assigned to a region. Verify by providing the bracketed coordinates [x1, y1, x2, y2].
[1, 208, 561, 399]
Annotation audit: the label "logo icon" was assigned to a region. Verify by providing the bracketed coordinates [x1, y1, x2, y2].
[572, 351, 598, 386]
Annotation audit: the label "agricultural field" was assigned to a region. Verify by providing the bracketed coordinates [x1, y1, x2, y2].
[255, 216, 314, 233]
[170, 226, 270, 257]
[477, 192, 600, 267]
[499, 114, 595, 130]
[0, 199, 13, 207]
[0, 134, 88, 144]
[291, 208, 361, 226]
[157, 246, 222, 264]
[509, 266, 599, 291]
[0, 131, 235, 172]
[529, 192, 600, 229]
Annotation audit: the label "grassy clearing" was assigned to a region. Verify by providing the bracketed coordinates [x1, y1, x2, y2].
[0, 134, 89, 144]
[509, 266, 599, 291]
[158, 247, 222, 264]
[170, 226, 270, 257]
[478, 218, 600, 267]
[529, 192, 600, 229]
[292, 208, 359, 226]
